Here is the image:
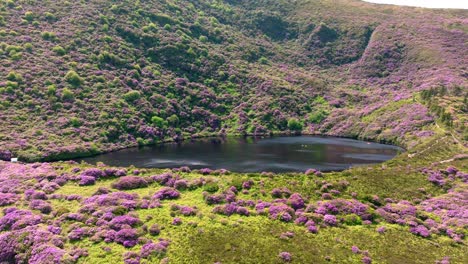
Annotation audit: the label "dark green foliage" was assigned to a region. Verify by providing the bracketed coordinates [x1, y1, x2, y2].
[308, 109, 328, 124]
[64, 71, 83, 86]
[98, 52, 126, 66]
[167, 114, 179, 127]
[5, 81, 18, 89]
[287, 118, 303, 131]
[61, 88, 74, 101]
[148, 13, 176, 26]
[230, 177, 245, 190]
[342, 214, 363, 226]
[24, 11, 34, 22]
[112, 206, 129, 216]
[47, 85, 57, 97]
[69, 117, 81, 127]
[258, 57, 269, 65]
[123, 90, 141, 102]
[314, 23, 338, 43]
[116, 26, 141, 44]
[44, 12, 56, 21]
[463, 96, 468, 113]
[10, 51, 22, 60]
[199, 35, 208, 43]
[137, 137, 146, 146]
[55, 207, 70, 216]
[151, 116, 167, 128]
[253, 11, 294, 40]
[52, 45, 66, 56]
[24, 43, 33, 51]
[41, 31, 57, 41]
[421, 87, 458, 128]
[203, 182, 219, 193]
[6, 71, 22, 82]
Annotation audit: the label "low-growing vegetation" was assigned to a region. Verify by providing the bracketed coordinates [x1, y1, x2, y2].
[0, 0, 466, 263]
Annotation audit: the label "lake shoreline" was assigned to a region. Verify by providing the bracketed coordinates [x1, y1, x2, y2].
[73, 135, 403, 173]
[14, 131, 407, 166]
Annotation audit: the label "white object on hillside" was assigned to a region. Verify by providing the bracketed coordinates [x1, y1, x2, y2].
[11, 158, 18, 163]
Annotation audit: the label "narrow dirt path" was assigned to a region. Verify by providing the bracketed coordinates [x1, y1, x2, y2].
[408, 96, 466, 159]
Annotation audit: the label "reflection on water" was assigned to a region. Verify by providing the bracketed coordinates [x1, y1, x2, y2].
[77, 136, 403, 173]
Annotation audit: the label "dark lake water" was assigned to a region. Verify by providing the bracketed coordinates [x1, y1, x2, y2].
[78, 136, 402, 172]
[78, 136, 403, 173]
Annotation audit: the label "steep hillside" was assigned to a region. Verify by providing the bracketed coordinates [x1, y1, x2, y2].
[0, 1, 467, 263]
[0, 0, 466, 161]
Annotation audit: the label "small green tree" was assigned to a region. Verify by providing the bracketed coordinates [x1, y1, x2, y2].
[308, 109, 328, 124]
[287, 118, 303, 131]
[69, 117, 81, 127]
[199, 35, 208, 43]
[258, 57, 269, 65]
[47, 85, 57, 96]
[24, 11, 34, 22]
[61, 88, 74, 101]
[41, 31, 57, 41]
[167, 114, 179, 127]
[6, 71, 22, 82]
[44, 12, 56, 21]
[151, 116, 167, 128]
[123, 90, 141, 102]
[24, 43, 33, 52]
[65, 70, 83, 86]
[52, 45, 66, 56]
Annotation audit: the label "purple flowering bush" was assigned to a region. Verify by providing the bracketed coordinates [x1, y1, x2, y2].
[271, 187, 292, 198]
[410, 225, 431, 238]
[0, 193, 19, 206]
[278, 252, 292, 262]
[213, 202, 250, 217]
[153, 188, 180, 200]
[111, 176, 149, 190]
[110, 215, 143, 230]
[140, 240, 170, 258]
[79, 176, 96, 186]
[115, 228, 139, 248]
[29, 199, 52, 214]
[171, 205, 198, 216]
[268, 204, 295, 222]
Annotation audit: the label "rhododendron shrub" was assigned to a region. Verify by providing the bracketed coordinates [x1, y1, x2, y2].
[140, 239, 170, 258]
[0, 193, 19, 206]
[29, 199, 52, 214]
[278, 252, 292, 262]
[153, 188, 180, 200]
[269, 204, 295, 222]
[111, 176, 149, 190]
[115, 228, 139, 248]
[79, 176, 96, 186]
[110, 215, 143, 230]
[171, 205, 197, 216]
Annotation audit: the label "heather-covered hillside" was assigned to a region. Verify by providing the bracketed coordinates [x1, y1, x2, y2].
[0, 134, 466, 263]
[0, 0, 466, 160]
[0, 1, 468, 263]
